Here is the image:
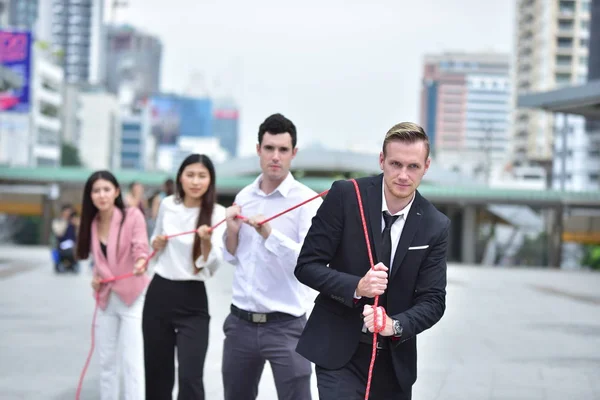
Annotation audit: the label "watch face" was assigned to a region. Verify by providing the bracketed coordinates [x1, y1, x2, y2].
[393, 320, 402, 336]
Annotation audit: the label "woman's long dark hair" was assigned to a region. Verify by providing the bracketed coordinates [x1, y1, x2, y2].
[174, 154, 216, 269]
[76, 170, 126, 260]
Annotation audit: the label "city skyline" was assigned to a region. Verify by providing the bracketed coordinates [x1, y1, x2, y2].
[107, 0, 515, 156]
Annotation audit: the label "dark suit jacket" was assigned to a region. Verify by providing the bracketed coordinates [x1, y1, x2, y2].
[294, 174, 450, 392]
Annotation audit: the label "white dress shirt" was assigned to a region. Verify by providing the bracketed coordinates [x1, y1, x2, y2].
[151, 195, 227, 281]
[381, 183, 415, 274]
[223, 173, 322, 317]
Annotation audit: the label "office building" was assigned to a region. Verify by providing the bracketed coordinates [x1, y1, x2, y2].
[420, 52, 511, 182]
[1, 0, 37, 29]
[213, 100, 239, 157]
[105, 25, 162, 101]
[512, 0, 592, 173]
[50, 0, 105, 84]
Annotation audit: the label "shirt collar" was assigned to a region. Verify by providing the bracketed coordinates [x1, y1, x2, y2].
[381, 182, 415, 219]
[252, 172, 296, 198]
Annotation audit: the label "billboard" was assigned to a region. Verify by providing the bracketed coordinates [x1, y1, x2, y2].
[0, 113, 30, 165]
[150, 95, 212, 145]
[0, 30, 32, 113]
[213, 106, 239, 157]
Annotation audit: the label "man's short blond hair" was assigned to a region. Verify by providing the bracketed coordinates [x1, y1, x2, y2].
[383, 122, 430, 160]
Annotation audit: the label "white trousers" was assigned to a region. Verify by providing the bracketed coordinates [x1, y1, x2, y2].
[95, 291, 146, 400]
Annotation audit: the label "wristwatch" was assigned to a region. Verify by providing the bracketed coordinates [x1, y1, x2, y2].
[392, 319, 403, 337]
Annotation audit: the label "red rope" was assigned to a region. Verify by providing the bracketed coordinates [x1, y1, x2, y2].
[350, 179, 385, 400]
[75, 185, 387, 399]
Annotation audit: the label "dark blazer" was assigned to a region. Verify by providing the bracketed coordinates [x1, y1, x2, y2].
[294, 174, 450, 392]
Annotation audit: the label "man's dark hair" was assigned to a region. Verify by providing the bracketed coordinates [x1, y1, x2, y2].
[258, 113, 297, 148]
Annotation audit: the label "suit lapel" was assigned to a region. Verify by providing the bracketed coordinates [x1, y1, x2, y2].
[366, 175, 383, 264]
[106, 208, 123, 268]
[90, 218, 106, 264]
[390, 192, 423, 281]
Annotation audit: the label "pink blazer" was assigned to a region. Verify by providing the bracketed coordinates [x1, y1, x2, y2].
[91, 207, 150, 310]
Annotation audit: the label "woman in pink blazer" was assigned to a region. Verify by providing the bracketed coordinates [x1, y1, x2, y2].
[76, 170, 150, 400]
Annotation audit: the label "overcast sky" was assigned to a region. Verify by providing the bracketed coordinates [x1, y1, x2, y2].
[107, 0, 515, 156]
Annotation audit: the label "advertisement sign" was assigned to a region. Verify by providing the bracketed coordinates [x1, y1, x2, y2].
[0, 113, 30, 165]
[150, 96, 181, 145]
[150, 95, 213, 145]
[0, 30, 32, 113]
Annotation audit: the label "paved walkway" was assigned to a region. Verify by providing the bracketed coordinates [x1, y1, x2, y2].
[0, 245, 599, 399]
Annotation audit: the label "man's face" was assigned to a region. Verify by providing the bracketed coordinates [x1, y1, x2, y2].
[256, 132, 297, 183]
[379, 140, 430, 202]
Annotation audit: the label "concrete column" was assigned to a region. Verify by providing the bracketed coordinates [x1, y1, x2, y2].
[461, 205, 477, 265]
[547, 206, 564, 268]
[445, 205, 461, 262]
[41, 195, 53, 246]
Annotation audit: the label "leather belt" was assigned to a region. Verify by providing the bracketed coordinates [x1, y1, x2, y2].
[359, 332, 389, 350]
[230, 304, 299, 324]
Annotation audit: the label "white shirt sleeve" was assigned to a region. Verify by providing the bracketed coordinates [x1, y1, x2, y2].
[221, 195, 239, 265]
[263, 195, 322, 269]
[150, 198, 166, 244]
[194, 205, 227, 276]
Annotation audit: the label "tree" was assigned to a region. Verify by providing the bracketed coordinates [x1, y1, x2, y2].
[581, 245, 600, 271]
[61, 143, 82, 166]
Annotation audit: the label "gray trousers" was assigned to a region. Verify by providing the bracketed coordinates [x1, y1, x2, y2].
[222, 312, 312, 400]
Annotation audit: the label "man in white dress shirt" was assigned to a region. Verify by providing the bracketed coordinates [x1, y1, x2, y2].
[222, 113, 321, 400]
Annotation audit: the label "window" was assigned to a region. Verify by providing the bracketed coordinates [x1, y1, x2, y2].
[122, 137, 140, 145]
[581, 1, 591, 12]
[558, 20, 574, 30]
[39, 102, 59, 118]
[556, 55, 572, 65]
[37, 127, 59, 145]
[557, 38, 573, 48]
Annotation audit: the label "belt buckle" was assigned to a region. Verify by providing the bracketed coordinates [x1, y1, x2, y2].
[251, 313, 267, 323]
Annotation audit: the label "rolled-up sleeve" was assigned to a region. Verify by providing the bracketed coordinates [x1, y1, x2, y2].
[222, 228, 238, 265]
[221, 195, 239, 265]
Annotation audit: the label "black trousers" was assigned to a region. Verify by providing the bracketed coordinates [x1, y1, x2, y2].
[142, 273, 210, 400]
[315, 343, 410, 400]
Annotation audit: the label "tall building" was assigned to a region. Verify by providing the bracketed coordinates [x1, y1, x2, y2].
[512, 0, 592, 173]
[550, 0, 600, 191]
[0, 30, 62, 167]
[419, 52, 511, 181]
[586, 0, 600, 132]
[587, 0, 600, 79]
[0, 1, 8, 27]
[50, 0, 105, 84]
[31, 46, 64, 167]
[1, 0, 37, 29]
[105, 25, 162, 101]
[118, 105, 155, 170]
[78, 89, 120, 170]
[212, 100, 239, 157]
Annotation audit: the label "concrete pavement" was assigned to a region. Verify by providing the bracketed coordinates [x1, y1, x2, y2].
[0, 245, 599, 399]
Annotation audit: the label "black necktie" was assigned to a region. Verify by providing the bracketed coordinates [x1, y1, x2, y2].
[379, 211, 399, 309]
[381, 211, 400, 269]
